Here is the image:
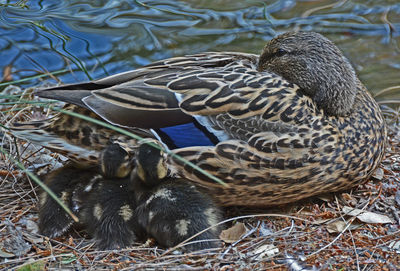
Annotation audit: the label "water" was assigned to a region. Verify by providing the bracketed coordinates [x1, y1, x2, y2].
[0, 0, 399, 101]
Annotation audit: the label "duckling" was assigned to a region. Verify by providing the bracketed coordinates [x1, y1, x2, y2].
[12, 31, 386, 207]
[39, 144, 137, 249]
[98, 142, 133, 179]
[77, 144, 138, 250]
[132, 140, 223, 251]
[38, 164, 97, 238]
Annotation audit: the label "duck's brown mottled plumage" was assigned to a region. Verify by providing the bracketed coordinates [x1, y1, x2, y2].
[11, 31, 386, 207]
[11, 105, 153, 165]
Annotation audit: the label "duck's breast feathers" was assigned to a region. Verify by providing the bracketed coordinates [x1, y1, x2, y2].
[35, 52, 299, 129]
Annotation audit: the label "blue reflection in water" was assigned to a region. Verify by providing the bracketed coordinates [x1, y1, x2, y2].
[0, 0, 399, 92]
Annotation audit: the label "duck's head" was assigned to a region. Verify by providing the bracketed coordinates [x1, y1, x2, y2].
[99, 143, 133, 178]
[135, 139, 168, 187]
[258, 31, 357, 117]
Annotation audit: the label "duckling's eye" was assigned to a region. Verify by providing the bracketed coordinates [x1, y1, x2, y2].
[276, 48, 287, 57]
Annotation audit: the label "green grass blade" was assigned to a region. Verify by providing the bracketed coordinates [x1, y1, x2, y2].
[373, 85, 400, 98]
[0, 69, 69, 88]
[0, 101, 58, 105]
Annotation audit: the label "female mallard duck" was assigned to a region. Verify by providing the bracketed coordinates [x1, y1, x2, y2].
[12, 31, 386, 207]
[132, 139, 223, 251]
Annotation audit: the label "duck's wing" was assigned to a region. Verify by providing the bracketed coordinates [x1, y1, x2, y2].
[36, 52, 295, 130]
[13, 52, 311, 170]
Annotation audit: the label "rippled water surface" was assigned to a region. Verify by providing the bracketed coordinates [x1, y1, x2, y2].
[0, 0, 399, 100]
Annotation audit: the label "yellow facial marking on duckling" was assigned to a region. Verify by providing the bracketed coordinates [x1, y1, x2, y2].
[116, 160, 133, 178]
[93, 203, 103, 220]
[176, 219, 191, 236]
[118, 204, 133, 221]
[116, 166, 129, 178]
[156, 159, 168, 180]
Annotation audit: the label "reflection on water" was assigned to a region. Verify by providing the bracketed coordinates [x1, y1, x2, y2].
[0, 0, 399, 99]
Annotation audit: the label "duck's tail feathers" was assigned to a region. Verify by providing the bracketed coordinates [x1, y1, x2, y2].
[9, 121, 99, 165]
[36, 87, 92, 108]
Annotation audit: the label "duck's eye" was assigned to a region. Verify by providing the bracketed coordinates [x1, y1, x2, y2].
[276, 48, 287, 57]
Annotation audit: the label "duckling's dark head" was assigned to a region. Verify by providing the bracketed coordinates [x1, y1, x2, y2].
[258, 31, 357, 117]
[99, 143, 133, 178]
[135, 140, 168, 186]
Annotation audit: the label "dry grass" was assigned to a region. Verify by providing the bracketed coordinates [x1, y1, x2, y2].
[0, 90, 399, 270]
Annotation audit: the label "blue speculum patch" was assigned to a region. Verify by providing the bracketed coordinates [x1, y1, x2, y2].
[157, 122, 219, 149]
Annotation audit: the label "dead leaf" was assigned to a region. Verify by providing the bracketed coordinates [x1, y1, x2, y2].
[342, 206, 393, 224]
[372, 168, 384, 180]
[312, 218, 331, 225]
[298, 210, 314, 216]
[317, 193, 334, 202]
[341, 193, 357, 206]
[326, 220, 361, 233]
[2, 65, 12, 82]
[341, 193, 353, 201]
[327, 220, 347, 233]
[25, 220, 38, 234]
[388, 240, 400, 253]
[219, 222, 246, 243]
[22, 232, 43, 245]
[0, 248, 14, 258]
[251, 244, 279, 259]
